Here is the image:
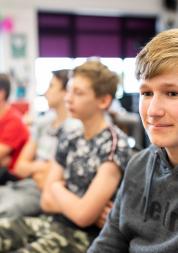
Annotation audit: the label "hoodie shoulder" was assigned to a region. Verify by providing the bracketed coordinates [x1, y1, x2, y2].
[125, 144, 156, 175]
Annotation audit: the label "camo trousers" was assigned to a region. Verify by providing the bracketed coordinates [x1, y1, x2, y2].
[0, 215, 90, 253]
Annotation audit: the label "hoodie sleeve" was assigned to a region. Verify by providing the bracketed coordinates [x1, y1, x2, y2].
[87, 183, 129, 253]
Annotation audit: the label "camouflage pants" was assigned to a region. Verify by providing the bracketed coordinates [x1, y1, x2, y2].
[0, 215, 90, 253]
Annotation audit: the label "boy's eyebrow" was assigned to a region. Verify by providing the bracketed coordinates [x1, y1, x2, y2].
[162, 83, 178, 88]
[140, 82, 178, 89]
[139, 83, 149, 89]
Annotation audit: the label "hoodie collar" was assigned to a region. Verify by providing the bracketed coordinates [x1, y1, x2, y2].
[155, 146, 178, 172]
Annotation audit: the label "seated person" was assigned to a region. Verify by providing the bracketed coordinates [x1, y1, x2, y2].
[0, 69, 77, 218]
[0, 73, 29, 184]
[87, 29, 178, 253]
[0, 59, 132, 253]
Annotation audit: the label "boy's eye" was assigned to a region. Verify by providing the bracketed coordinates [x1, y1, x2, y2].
[140, 91, 153, 96]
[74, 91, 84, 96]
[167, 92, 178, 96]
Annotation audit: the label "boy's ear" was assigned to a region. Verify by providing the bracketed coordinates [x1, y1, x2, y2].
[98, 94, 112, 110]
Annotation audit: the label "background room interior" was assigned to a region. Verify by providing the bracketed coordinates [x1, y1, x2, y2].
[0, 0, 177, 148]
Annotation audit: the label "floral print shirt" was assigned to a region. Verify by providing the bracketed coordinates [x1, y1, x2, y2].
[56, 125, 132, 197]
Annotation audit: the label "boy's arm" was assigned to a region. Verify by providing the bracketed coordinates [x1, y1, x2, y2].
[41, 161, 121, 227]
[40, 160, 65, 211]
[42, 160, 64, 190]
[14, 138, 49, 178]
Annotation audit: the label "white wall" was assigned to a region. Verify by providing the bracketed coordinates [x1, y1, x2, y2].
[0, 7, 38, 114]
[0, 0, 162, 15]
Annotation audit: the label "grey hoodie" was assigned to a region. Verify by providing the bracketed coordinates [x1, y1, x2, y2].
[88, 145, 178, 253]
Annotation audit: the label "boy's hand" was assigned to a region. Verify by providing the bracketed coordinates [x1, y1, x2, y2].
[0, 156, 12, 167]
[95, 201, 113, 228]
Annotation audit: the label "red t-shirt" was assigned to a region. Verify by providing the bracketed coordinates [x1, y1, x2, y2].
[0, 106, 29, 172]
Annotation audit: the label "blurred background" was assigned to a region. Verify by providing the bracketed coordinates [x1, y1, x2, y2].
[0, 0, 177, 147]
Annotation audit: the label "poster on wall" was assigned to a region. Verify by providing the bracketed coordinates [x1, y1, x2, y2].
[10, 33, 27, 58]
[10, 63, 30, 100]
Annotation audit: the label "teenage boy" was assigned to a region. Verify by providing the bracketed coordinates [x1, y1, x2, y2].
[0, 69, 75, 218]
[0, 59, 132, 252]
[0, 73, 29, 184]
[88, 28, 178, 253]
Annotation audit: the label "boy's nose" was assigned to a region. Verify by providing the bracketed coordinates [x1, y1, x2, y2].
[147, 96, 165, 117]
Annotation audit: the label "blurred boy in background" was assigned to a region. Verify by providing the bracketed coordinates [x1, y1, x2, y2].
[0, 73, 29, 184]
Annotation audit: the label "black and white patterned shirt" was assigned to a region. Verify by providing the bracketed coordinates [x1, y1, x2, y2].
[56, 125, 132, 197]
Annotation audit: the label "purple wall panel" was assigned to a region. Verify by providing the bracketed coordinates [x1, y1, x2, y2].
[76, 16, 120, 31]
[39, 36, 70, 57]
[126, 19, 155, 30]
[39, 15, 69, 27]
[76, 35, 120, 57]
[38, 12, 156, 58]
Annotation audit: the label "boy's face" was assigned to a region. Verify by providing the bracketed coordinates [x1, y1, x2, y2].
[139, 70, 178, 152]
[65, 75, 104, 122]
[45, 76, 66, 109]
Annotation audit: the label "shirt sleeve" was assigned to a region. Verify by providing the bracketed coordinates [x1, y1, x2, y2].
[113, 137, 132, 172]
[31, 122, 40, 142]
[55, 128, 70, 167]
[0, 117, 29, 149]
[98, 127, 132, 172]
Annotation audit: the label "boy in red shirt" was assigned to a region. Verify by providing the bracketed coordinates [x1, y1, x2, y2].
[0, 73, 29, 184]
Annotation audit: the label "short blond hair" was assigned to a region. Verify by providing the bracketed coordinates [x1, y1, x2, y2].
[72, 59, 119, 99]
[135, 28, 178, 80]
